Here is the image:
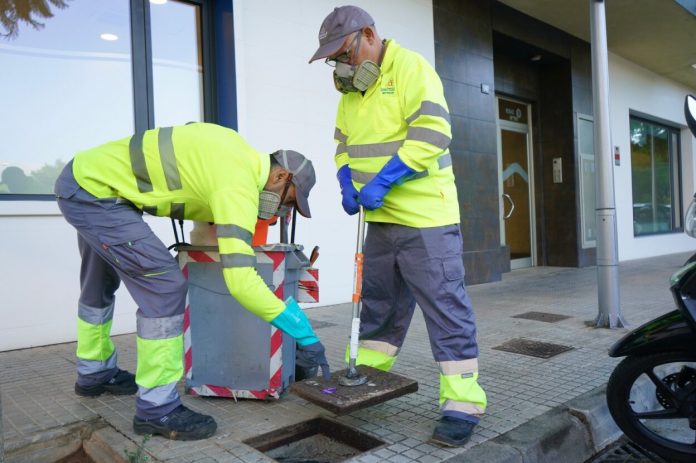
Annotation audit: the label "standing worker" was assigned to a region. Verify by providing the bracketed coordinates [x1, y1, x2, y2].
[309, 6, 486, 447]
[54, 122, 330, 441]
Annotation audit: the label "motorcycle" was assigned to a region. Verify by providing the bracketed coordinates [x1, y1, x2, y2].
[606, 94, 696, 462]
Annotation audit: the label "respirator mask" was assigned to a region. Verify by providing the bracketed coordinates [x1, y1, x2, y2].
[329, 32, 380, 94]
[258, 173, 293, 220]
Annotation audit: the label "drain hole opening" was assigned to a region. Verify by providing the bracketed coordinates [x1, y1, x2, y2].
[243, 417, 385, 462]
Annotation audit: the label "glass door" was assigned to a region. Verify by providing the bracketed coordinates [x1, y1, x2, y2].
[497, 98, 535, 269]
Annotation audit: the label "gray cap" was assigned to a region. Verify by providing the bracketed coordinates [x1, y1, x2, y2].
[272, 150, 316, 218]
[308, 5, 374, 63]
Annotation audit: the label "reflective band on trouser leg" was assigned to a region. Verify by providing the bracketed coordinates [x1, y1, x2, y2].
[438, 359, 487, 420]
[344, 340, 399, 372]
[76, 301, 116, 361]
[135, 313, 184, 419]
[76, 301, 117, 386]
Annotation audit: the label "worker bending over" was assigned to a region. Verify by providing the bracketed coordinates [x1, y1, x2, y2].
[55, 122, 329, 441]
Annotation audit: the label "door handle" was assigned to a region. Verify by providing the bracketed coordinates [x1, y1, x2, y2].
[503, 193, 515, 219]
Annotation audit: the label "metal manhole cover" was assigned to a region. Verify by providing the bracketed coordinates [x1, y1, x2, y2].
[512, 311, 571, 323]
[492, 338, 574, 358]
[311, 321, 337, 330]
[588, 438, 666, 462]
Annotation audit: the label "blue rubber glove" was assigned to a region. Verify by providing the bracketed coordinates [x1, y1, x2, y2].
[358, 154, 416, 210]
[270, 297, 319, 346]
[337, 165, 360, 215]
[296, 341, 331, 382]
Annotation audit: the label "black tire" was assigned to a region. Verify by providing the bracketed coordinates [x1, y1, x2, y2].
[607, 352, 696, 463]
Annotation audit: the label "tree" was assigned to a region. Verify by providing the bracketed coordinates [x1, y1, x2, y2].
[0, 0, 70, 39]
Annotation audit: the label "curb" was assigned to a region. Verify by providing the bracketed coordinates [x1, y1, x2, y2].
[4, 419, 160, 463]
[84, 427, 160, 463]
[4, 421, 95, 463]
[445, 385, 622, 463]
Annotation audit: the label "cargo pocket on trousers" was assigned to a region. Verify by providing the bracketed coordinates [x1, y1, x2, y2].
[442, 255, 465, 281]
[441, 255, 466, 315]
[102, 236, 175, 277]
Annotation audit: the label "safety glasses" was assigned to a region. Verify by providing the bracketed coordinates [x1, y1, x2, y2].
[324, 32, 360, 67]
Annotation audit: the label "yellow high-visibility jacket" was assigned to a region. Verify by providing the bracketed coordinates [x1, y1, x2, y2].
[72, 122, 285, 320]
[334, 39, 459, 227]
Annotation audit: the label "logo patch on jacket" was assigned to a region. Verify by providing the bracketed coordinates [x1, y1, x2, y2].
[381, 78, 395, 94]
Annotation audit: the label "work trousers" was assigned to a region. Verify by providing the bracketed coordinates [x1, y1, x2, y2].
[356, 222, 486, 420]
[55, 162, 186, 419]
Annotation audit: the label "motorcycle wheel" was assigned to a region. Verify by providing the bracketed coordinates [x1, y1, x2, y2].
[607, 352, 696, 463]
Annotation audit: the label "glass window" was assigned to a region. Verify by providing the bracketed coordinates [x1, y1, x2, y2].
[0, 1, 134, 196]
[577, 115, 596, 248]
[151, 0, 204, 126]
[630, 116, 682, 236]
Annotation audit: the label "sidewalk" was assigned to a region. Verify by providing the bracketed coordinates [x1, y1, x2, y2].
[1, 252, 687, 463]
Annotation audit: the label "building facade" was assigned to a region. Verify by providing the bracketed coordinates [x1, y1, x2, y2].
[1, 0, 695, 351]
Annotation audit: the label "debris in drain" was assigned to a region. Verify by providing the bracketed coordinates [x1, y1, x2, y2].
[321, 387, 337, 394]
[268, 434, 356, 462]
[243, 417, 385, 463]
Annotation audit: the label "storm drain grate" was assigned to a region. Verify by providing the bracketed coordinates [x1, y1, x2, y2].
[512, 311, 571, 323]
[311, 320, 338, 330]
[587, 438, 667, 462]
[492, 338, 574, 358]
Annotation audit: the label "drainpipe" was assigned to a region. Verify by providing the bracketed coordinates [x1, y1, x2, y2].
[590, 0, 627, 328]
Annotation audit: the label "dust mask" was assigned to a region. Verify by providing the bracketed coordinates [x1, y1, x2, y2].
[332, 33, 380, 94]
[258, 190, 282, 220]
[333, 61, 380, 93]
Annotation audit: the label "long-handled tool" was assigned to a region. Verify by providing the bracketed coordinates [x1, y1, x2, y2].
[290, 206, 418, 414]
[338, 206, 369, 387]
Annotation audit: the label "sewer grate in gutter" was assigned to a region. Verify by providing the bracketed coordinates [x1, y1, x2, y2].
[587, 437, 667, 462]
[492, 338, 574, 359]
[512, 311, 571, 323]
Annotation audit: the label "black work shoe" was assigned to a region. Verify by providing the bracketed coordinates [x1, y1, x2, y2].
[75, 369, 137, 397]
[430, 416, 477, 447]
[133, 405, 217, 441]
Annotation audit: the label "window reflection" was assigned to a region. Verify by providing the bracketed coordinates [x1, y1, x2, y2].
[151, 0, 204, 127]
[0, 1, 134, 195]
[630, 117, 681, 236]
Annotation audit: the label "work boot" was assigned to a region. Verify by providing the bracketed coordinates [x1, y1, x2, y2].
[295, 364, 319, 381]
[133, 405, 217, 441]
[430, 416, 477, 447]
[74, 369, 137, 397]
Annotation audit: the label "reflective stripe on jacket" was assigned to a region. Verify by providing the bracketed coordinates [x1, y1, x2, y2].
[72, 123, 285, 320]
[334, 39, 460, 227]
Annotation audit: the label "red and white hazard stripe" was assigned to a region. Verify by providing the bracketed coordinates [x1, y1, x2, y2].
[297, 267, 319, 303]
[178, 248, 286, 400]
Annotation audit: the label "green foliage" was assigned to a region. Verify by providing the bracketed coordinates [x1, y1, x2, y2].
[0, 0, 70, 39]
[124, 434, 151, 463]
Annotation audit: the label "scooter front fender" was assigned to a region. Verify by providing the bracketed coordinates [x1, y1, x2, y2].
[608, 309, 696, 357]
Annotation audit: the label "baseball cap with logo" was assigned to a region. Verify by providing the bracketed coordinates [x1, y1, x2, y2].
[272, 150, 316, 218]
[308, 5, 375, 63]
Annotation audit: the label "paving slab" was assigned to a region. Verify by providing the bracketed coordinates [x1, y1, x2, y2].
[0, 252, 688, 462]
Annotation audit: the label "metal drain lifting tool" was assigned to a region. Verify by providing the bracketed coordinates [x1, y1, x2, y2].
[290, 207, 418, 414]
[339, 206, 369, 387]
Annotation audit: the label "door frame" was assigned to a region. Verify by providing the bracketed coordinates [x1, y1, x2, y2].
[496, 96, 537, 270]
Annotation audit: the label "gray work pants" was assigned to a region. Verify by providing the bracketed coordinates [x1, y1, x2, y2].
[360, 223, 479, 361]
[55, 162, 186, 419]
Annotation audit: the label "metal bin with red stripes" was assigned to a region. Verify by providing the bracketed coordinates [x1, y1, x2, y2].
[177, 243, 318, 400]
